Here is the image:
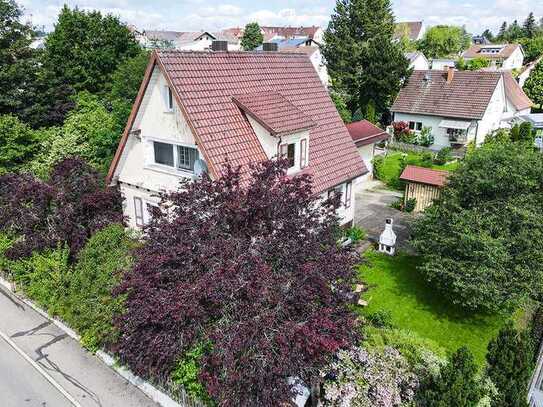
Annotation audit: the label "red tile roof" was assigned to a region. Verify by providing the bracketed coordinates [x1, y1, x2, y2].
[232, 91, 316, 136]
[400, 165, 449, 187]
[346, 120, 389, 146]
[463, 44, 522, 60]
[107, 51, 366, 194]
[391, 70, 502, 119]
[502, 71, 533, 111]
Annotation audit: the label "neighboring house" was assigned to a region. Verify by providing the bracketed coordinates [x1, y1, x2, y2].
[430, 58, 457, 71]
[472, 35, 491, 45]
[462, 44, 525, 70]
[400, 165, 449, 212]
[390, 69, 533, 150]
[518, 114, 543, 136]
[135, 30, 240, 50]
[106, 47, 366, 229]
[261, 26, 324, 43]
[394, 21, 424, 41]
[346, 120, 389, 189]
[257, 38, 329, 86]
[405, 52, 430, 70]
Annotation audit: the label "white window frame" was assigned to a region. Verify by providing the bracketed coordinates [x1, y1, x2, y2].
[164, 86, 174, 112]
[345, 182, 352, 208]
[149, 139, 199, 175]
[300, 138, 308, 168]
[134, 197, 144, 227]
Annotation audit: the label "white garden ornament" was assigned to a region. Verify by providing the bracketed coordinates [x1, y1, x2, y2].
[379, 218, 397, 255]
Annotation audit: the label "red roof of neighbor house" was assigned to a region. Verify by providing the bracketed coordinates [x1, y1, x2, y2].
[502, 71, 533, 111]
[232, 91, 316, 136]
[107, 50, 366, 194]
[462, 43, 522, 60]
[400, 165, 449, 187]
[346, 120, 389, 146]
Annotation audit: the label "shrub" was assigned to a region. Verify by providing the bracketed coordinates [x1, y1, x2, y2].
[0, 158, 124, 260]
[7, 246, 70, 314]
[390, 198, 403, 210]
[486, 323, 535, 407]
[322, 346, 419, 406]
[62, 224, 137, 351]
[418, 127, 434, 147]
[417, 347, 484, 407]
[345, 226, 367, 243]
[392, 121, 412, 142]
[114, 160, 360, 406]
[367, 310, 394, 328]
[171, 343, 214, 405]
[419, 152, 434, 168]
[434, 147, 452, 165]
[404, 198, 417, 213]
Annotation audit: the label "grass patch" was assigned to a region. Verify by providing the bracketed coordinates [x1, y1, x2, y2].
[375, 151, 459, 190]
[357, 250, 510, 366]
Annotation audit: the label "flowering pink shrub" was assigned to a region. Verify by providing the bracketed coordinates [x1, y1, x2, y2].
[113, 160, 360, 406]
[323, 346, 419, 407]
[0, 157, 124, 259]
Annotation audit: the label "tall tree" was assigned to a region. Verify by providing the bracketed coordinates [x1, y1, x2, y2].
[486, 323, 534, 407]
[322, 0, 410, 120]
[498, 21, 507, 40]
[240, 22, 263, 51]
[42, 6, 141, 96]
[418, 347, 483, 406]
[0, 0, 40, 119]
[481, 29, 494, 43]
[524, 12, 537, 38]
[507, 20, 524, 41]
[0, 114, 43, 174]
[114, 160, 360, 406]
[524, 60, 543, 108]
[417, 25, 471, 59]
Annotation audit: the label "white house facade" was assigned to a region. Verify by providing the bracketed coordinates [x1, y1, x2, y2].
[390, 69, 533, 150]
[108, 49, 366, 229]
[405, 52, 430, 71]
[463, 44, 525, 71]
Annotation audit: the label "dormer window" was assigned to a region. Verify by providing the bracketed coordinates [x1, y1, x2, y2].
[152, 141, 199, 172]
[164, 86, 174, 112]
[280, 143, 296, 168]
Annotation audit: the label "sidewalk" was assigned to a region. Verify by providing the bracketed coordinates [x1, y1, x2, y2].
[0, 284, 158, 407]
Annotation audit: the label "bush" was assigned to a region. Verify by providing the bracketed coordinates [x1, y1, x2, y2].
[404, 198, 417, 213]
[322, 346, 419, 406]
[434, 147, 452, 165]
[345, 226, 367, 243]
[62, 224, 137, 350]
[367, 310, 394, 328]
[419, 152, 434, 168]
[7, 246, 70, 314]
[418, 127, 434, 147]
[418, 347, 484, 407]
[171, 343, 214, 405]
[486, 323, 535, 407]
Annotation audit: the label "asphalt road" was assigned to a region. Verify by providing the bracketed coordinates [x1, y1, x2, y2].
[0, 335, 73, 406]
[0, 284, 158, 407]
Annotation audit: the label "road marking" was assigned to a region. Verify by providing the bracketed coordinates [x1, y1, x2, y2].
[0, 329, 82, 407]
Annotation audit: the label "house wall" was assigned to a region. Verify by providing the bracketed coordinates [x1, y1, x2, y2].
[476, 77, 506, 141]
[319, 178, 360, 226]
[410, 54, 430, 70]
[502, 47, 524, 70]
[354, 144, 375, 189]
[430, 59, 456, 70]
[310, 50, 329, 87]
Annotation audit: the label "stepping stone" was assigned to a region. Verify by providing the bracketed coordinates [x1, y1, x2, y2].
[354, 284, 365, 293]
[358, 299, 369, 307]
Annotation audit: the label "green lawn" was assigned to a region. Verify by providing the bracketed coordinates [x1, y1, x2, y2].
[357, 250, 509, 366]
[375, 151, 459, 190]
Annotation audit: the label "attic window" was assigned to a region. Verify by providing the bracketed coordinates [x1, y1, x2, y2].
[165, 86, 174, 111]
[279, 143, 296, 168]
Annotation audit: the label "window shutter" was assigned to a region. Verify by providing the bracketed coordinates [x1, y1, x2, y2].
[134, 197, 144, 226]
[345, 182, 352, 208]
[300, 139, 307, 168]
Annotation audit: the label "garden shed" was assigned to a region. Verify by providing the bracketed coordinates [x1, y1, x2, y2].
[400, 165, 449, 212]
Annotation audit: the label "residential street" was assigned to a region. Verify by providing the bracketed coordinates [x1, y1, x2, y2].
[0, 285, 158, 407]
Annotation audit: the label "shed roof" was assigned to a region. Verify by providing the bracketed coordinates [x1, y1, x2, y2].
[400, 165, 449, 187]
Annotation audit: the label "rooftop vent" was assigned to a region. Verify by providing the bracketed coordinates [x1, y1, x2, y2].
[211, 40, 228, 52]
[262, 42, 278, 52]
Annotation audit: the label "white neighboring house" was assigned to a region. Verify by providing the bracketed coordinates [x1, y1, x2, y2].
[405, 52, 430, 70]
[430, 58, 457, 71]
[107, 47, 367, 229]
[462, 44, 525, 70]
[390, 68, 533, 151]
[135, 30, 240, 51]
[394, 21, 425, 41]
[260, 26, 324, 44]
[346, 120, 389, 190]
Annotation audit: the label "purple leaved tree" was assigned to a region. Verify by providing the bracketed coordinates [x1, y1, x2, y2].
[114, 159, 360, 406]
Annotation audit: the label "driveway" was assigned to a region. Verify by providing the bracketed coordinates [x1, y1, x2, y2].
[354, 181, 414, 249]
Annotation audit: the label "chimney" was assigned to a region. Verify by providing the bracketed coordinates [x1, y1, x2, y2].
[447, 66, 455, 83]
[211, 40, 228, 52]
[262, 42, 278, 52]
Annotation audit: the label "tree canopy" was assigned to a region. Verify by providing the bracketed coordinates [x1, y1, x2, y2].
[0, 114, 43, 174]
[417, 25, 471, 59]
[524, 60, 543, 108]
[322, 0, 410, 120]
[114, 160, 360, 406]
[412, 140, 543, 312]
[240, 22, 263, 51]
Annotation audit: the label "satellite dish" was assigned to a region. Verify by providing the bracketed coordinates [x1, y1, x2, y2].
[193, 159, 208, 178]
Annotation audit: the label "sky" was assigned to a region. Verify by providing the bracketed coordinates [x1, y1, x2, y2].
[19, 0, 543, 37]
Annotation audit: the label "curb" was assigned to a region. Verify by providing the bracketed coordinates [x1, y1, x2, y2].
[0, 276, 181, 407]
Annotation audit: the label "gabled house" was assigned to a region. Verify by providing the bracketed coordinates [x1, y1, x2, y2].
[107, 48, 366, 229]
[462, 44, 524, 70]
[261, 26, 324, 43]
[390, 68, 533, 150]
[346, 120, 389, 189]
[135, 30, 240, 51]
[394, 21, 425, 42]
[405, 52, 430, 70]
